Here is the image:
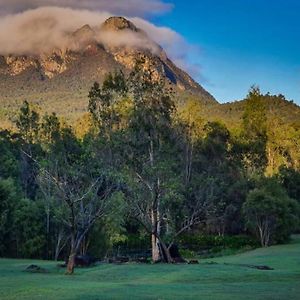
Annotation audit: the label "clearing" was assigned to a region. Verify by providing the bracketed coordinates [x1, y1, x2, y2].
[0, 236, 299, 300]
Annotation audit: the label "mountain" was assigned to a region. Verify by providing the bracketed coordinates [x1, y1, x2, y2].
[0, 16, 216, 128]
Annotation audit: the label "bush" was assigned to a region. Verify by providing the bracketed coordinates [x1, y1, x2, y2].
[243, 178, 300, 247]
[178, 234, 258, 253]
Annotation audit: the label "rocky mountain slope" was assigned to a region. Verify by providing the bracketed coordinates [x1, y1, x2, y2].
[0, 16, 216, 127]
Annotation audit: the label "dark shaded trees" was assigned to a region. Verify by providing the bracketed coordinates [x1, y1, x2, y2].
[36, 124, 123, 274]
[1, 79, 300, 263]
[243, 178, 299, 247]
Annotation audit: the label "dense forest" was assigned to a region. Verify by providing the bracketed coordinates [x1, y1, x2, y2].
[1, 66, 300, 274]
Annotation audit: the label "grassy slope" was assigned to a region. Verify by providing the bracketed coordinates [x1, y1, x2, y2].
[1, 236, 300, 300]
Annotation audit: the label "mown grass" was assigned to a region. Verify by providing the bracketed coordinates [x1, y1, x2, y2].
[1, 236, 300, 300]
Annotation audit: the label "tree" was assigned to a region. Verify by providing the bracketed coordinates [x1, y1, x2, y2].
[38, 113, 66, 260]
[16, 101, 40, 145]
[15, 101, 42, 199]
[241, 86, 268, 175]
[13, 198, 46, 258]
[88, 72, 128, 167]
[30, 124, 124, 274]
[278, 167, 300, 203]
[0, 130, 20, 179]
[243, 178, 299, 247]
[190, 121, 247, 236]
[124, 63, 178, 262]
[177, 98, 204, 186]
[0, 178, 18, 256]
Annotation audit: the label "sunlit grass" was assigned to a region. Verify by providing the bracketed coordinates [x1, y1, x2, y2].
[1, 236, 300, 300]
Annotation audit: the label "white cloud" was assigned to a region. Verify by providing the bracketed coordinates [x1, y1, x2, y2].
[0, 7, 180, 57]
[0, 0, 173, 17]
[0, 5, 202, 80]
[0, 7, 110, 54]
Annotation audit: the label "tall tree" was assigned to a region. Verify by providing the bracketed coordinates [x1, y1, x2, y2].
[15, 101, 41, 198]
[88, 71, 128, 167]
[177, 98, 204, 186]
[242, 86, 268, 175]
[125, 63, 177, 262]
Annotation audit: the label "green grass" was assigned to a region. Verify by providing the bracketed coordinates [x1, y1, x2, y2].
[1, 236, 300, 300]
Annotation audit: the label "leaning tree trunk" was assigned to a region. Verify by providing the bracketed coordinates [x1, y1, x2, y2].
[55, 229, 67, 261]
[66, 251, 76, 275]
[66, 234, 76, 275]
[159, 239, 173, 263]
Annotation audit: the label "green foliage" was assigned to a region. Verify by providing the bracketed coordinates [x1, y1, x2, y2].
[278, 167, 300, 203]
[0, 178, 18, 256]
[178, 234, 258, 252]
[1, 78, 299, 262]
[243, 178, 300, 246]
[241, 86, 268, 175]
[16, 101, 40, 144]
[242, 86, 267, 140]
[88, 71, 128, 132]
[13, 198, 46, 258]
[0, 131, 20, 179]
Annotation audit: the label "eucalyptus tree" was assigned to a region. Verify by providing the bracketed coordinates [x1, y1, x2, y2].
[124, 63, 178, 262]
[241, 86, 268, 176]
[122, 63, 210, 262]
[177, 98, 204, 186]
[88, 71, 128, 167]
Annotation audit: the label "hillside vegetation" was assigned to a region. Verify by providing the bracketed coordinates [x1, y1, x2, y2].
[1, 67, 300, 274]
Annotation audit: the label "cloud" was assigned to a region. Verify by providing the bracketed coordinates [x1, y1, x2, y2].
[0, 5, 202, 80]
[0, 7, 179, 55]
[0, 0, 173, 17]
[0, 7, 110, 55]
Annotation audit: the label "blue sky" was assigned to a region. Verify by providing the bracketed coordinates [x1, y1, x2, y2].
[152, 0, 300, 104]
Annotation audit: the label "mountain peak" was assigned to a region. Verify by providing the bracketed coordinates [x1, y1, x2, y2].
[72, 24, 94, 40]
[101, 17, 138, 32]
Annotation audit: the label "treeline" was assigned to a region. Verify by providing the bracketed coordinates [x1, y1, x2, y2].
[0, 67, 300, 273]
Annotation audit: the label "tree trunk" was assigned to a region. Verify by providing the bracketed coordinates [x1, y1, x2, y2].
[151, 234, 160, 262]
[185, 141, 193, 186]
[66, 234, 76, 275]
[55, 229, 67, 261]
[258, 221, 270, 248]
[46, 207, 50, 260]
[160, 239, 173, 263]
[55, 234, 62, 261]
[151, 200, 161, 263]
[66, 251, 76, 275]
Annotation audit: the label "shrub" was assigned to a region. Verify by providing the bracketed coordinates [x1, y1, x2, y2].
[243, 178, 300, 247]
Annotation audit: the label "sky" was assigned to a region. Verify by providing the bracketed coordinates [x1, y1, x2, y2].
[0, 0, 299, 104]
[151, 0, 300, 103]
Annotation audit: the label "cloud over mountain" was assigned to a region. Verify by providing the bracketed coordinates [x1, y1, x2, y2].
[0, 1, 201, 79]
[0, 0, 173, 17]
[0, 7, 184, 65]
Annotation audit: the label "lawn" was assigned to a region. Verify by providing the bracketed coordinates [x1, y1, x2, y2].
[1, 236, 300, 300]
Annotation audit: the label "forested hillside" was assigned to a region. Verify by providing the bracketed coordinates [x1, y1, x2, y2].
[0, 66, 300, 274]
